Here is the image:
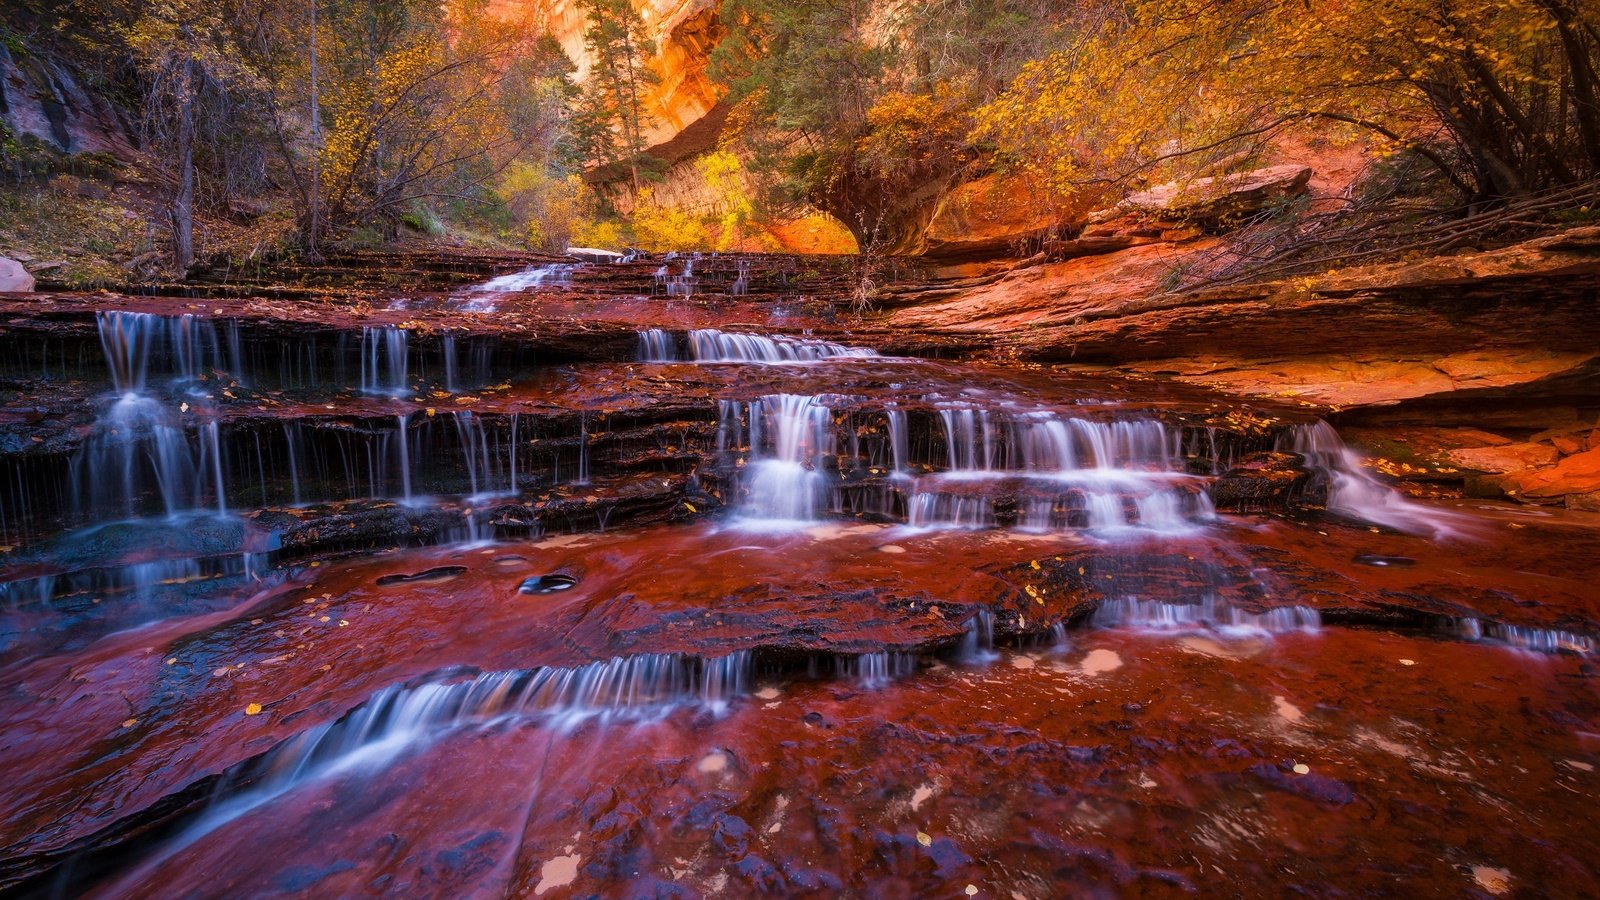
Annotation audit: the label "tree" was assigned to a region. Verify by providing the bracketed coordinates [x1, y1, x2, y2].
[573, 0, 659, 196]
[710, 0, 1077, 250]
[974, 0, 1600, 210]
[125, 1, 261, 272]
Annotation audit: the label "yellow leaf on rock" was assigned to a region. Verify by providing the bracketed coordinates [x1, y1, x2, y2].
[245, 703, 263, 716]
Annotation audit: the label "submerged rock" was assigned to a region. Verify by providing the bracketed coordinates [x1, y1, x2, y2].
[1209, 451, 1322, 512]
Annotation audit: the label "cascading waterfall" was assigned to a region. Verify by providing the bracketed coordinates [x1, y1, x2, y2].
[731, 394, 835, 524]
[637, 328, 878, 363]
[637, 328, 678, 362]
[1092, 595, 1321, 636]
[467, 263, 573, 297]
[956, 609, 998, 664]
[96, 310, 244, 393]
[450, 410, 519, 499]
[688, 329, 878, 363]
[836, 651, 918, 688]
[885, 408, 909, 477]
[359, 326, 410, 397]
[906, 409, 1210, 534]
[72, 313, 241, 520]
[151, 651, 756, 858]
[1450, 618, 1593, 654]
[1282, 421, 1463, 537]
[576, 411, 591, 485]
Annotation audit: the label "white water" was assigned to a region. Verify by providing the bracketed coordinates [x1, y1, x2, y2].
[637, 328, 678, 362]
[1093, 595, 1321, 637]
[904, 410, 1213, 535]
[466, 264, 573, 298]
[1452, 618, 1593, 654]
[688, 329, 878, 363]
[125, 651, 754, 873]
[359, 326, 410, 397]
[73, 313, 235, 520]
[735, 394, 835, 525]
[1283, 422, 1464, 537]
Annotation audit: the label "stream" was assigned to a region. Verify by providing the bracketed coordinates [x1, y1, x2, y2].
[0, 254, 1596, 897]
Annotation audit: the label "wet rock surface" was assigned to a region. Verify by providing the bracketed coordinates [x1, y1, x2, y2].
[1, 252, 1597, 896]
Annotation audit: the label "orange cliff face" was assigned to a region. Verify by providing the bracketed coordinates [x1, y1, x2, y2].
[490, 0, 725, 152]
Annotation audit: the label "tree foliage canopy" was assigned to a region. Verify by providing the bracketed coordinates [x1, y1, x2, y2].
[975, 0, 1600, 206]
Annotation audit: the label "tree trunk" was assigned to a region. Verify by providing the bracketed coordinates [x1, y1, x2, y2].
[1542, 1, 1600, 172]
[172, 56, 197, 274]
[308, 0, 322, 259]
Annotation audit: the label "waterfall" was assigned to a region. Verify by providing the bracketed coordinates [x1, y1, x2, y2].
[1282, 421, 1462, 537]
[734, 394, 834, 524]
[96, 310, 241, 393]
[836, 651, 918, 688]
[441, 334, 459, 392]
[1450, 618, 1593, 654]
[283, 422, 303, 506]
[467, 263, 573, 295]
[885, 408, 909, 476]
[907, 410, 1210, 534]
[159, 651, 755, 857]
[637, 328, 678, 362]
[360, 326, 410, 397]
[71, 313, 249, 519]
[576, 411, 590, 485]
[394, 414, 413, 503]
[1092, 595, 1321, 636]
[687, 329, 878, 363]
[200, 420, 227, 515]
[956, 609, 997, 664]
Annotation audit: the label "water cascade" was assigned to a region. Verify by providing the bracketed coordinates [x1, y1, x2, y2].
[637, 328, 678, 362]
[1282, 422, 1463, 537]
[468, 264, 574, 295]
[1092, 595, 1322, 636]
[1451, 618, 1594, 654]
[904, 410, 1213, 534]
[359, 326, 410, 397]
[730, 394, 835, 524]
[687, 329, 878, 363]
[6, 250, 1594, 898]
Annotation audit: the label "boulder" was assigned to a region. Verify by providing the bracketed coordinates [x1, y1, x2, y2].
[1209, 452, 1324, 512]
[0, 258, 36, 292]
[1446, 442, 1560, 474]
[1500, 447, 1600, 504]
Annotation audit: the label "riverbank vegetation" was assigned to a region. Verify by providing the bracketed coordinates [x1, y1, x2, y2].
[1, 0, 1596, 277]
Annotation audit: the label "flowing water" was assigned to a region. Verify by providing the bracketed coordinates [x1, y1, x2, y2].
[0, 254, 1596, 897]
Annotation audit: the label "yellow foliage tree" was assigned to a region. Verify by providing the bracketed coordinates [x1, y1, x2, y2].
[975, 0, 1600, 206]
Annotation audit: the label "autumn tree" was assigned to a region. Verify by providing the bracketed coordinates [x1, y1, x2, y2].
[711, 0, 1077, 250]
[975, 0, 1600, 209]
[125, 1, 274, 272]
